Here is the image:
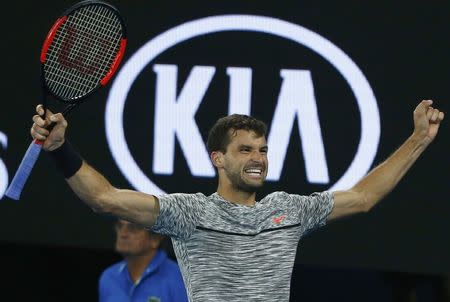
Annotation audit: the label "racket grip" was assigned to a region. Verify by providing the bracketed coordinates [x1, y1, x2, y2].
[5, 140, 43, 200]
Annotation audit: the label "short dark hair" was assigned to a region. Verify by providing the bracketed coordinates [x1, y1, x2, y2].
[206, 114, 267, 153]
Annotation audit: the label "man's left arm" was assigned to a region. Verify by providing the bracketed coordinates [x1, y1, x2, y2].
[328, 100, 444, 221]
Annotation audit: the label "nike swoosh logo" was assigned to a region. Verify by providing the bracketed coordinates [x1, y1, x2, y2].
[272, 215, 287, 224]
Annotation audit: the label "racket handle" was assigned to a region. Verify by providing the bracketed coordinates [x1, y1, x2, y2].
[5, 140, 43, 200]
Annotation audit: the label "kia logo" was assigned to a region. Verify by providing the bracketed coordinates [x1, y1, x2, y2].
[105, 15, 380, 194]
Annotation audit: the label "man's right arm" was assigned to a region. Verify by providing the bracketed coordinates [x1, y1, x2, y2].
[67, 161, 160, 227]
[31, 104, 160, 228]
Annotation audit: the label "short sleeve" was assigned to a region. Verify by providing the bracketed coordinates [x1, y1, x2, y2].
[98, 271, 106, 302]
[98, 269, 112, 302]
[152, 193, 205, 240]
[289, 191, 334, 232]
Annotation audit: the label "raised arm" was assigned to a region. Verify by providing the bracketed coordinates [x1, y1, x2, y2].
[328, 100, 444, 221]
[31, 104, 160, 228]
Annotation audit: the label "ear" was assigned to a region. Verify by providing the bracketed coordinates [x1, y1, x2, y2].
[211, 151, 223, 168]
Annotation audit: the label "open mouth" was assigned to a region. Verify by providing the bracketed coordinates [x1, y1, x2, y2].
[244, 168, 263, 177]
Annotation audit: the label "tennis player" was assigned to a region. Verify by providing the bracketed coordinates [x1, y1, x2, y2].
[31, 100, 444, 301]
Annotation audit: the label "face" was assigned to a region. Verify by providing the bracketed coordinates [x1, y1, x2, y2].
[217, 129, 268, 193]
[114, 220, 160, 258]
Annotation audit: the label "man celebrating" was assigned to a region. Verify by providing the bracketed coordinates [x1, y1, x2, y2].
[31, 100, 444, 301]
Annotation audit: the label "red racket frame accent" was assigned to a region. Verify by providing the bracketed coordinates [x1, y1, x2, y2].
[40, 16, 68, 63]
[100, 38, 127, 86]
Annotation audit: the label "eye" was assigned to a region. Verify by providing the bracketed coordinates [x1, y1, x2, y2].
[240, 147, 251, 153]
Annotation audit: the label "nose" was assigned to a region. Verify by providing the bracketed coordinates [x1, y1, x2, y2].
[250, 150, 265, 163]
[117, 227, 129, 237]
[115, 223, 133, 236]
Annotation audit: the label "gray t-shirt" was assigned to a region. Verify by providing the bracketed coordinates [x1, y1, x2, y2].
[152, 191, 334, 302]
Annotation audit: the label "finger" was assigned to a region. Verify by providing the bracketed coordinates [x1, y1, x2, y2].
[49, 113, 68, 127]
[32, 114, 47, 127]
[430, 109, 439, 122]
[36, 104, 54, 118]
[438, 111, 445, 121]
[36, 104, 44, 116]
[416, 99, 433, 114]
[30, 126, 48, 141]
[31, 123, 50, 137]
[45, 107, 54, 119]
[426, 107, 434, 120]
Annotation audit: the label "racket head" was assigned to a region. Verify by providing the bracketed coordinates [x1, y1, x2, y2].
[40, 0, 127, 104]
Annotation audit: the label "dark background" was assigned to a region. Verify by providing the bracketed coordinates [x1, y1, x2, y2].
[0, 0, 449, 301]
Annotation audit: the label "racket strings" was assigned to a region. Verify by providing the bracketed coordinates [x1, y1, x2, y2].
[65, 7, 121, 72]
[49, 19, 118, 96]
[44, 5, 123, 101]
[51, 6, 121, 97]
[55, 7, 121, 80]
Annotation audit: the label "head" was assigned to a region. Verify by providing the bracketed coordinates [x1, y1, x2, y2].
[114, 219, 164, 259]
[207, 114, 269, 193]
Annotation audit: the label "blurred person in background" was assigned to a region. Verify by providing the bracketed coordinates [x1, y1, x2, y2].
[99, 219, 188, 302]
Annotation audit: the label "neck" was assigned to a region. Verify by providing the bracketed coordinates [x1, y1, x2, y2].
[216, 182, 256, 206]
[126, 249, 158, 283]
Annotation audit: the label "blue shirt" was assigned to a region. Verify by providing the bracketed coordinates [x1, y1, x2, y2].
[99, 250, 188, 302]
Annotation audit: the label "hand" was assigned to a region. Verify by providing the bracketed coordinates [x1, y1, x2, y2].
[413, 100, 445, 145]
[31, 104, 68, 151]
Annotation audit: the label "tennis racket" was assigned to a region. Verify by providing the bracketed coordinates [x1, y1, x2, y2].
[5, 0, 127, 200]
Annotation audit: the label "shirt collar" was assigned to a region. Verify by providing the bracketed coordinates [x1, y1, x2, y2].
[142, 249, 167, 276]
[117, 249, 168, 278]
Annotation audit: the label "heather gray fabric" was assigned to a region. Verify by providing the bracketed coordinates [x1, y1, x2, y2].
[152, 191, 334, 302]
